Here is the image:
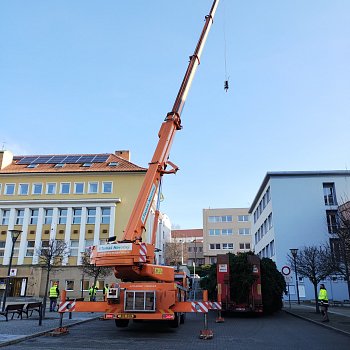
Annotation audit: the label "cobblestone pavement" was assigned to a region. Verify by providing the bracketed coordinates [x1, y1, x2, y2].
[283, 302, 350, 337]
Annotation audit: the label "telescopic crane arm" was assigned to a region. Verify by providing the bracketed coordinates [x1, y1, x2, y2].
[91, 0, 219, 281]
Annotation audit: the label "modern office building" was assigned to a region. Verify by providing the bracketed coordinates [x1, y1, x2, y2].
[249, 171, 350, 301]
[0, 150, 170, 299]
[203, 208, 252, 264]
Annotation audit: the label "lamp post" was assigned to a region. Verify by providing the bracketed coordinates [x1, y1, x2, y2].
[2, 229, 22, 312]
[180, 240, 184, 265]
[193, 239, 197, 267]
[290, 248, 300, 305]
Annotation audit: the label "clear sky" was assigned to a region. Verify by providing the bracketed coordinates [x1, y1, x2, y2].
[1, 1, 350, 229]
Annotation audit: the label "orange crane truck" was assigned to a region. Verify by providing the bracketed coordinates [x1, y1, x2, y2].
[59, 0, 220, 330]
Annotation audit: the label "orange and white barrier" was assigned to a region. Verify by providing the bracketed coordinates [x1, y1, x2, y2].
[59, 300, 76, 313]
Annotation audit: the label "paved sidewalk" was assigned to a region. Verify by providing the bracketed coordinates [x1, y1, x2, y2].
[0, 309, 100, 348]
[283, 302, 350, 337]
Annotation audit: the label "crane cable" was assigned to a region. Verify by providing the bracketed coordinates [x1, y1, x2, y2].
[223, 0, 229, 92]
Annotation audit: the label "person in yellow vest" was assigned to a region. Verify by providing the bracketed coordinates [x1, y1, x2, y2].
[49, 282, 60, 312]
[103, 284, 109, 300]
[318, 284, 329, 322]
[89, 285, 98, 301]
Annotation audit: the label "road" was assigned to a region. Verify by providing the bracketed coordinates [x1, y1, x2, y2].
[4, 311, 350, 350]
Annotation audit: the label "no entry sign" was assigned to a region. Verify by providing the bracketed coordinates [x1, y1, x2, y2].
[281, 265, 291, 276]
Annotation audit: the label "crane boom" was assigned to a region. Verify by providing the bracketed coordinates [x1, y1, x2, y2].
[91, 0, 219, 282]
[123, 0, 219, 243]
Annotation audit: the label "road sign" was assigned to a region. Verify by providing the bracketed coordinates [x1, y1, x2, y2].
[281, 266, 291, 276]
[284, 275, 292, 283]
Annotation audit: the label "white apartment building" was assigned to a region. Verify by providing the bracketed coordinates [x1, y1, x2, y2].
[250, 171, 350, 302]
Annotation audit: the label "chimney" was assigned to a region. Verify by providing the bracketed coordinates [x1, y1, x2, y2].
[115, 150, 130, 161]
[0, 150, 13, 170]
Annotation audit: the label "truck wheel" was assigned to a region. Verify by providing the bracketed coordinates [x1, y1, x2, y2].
[115, 319, 129, 328]
[180, 313, 186, 324]
[169, 313, 180, 328]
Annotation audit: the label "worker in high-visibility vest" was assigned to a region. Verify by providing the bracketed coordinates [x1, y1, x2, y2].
[103, 284, 109, 300]
[318, 284, 329, 322]
[49, 282, 60, 312]
[89, 285, 98, 301]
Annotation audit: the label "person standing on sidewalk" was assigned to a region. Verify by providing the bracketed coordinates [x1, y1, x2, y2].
[318, 284, 329, 322]
[89, 285, 98, 301]
[49, 282, 60, 312]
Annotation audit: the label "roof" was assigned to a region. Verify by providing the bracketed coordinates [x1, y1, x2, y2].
[171, 229, 203, 239]
[0, 152, 147, 174]
[249, 170, 350, 213]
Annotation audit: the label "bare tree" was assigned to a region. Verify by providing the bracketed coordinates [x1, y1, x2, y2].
[164, 240, 188, 266]
[80, 251, 112, 301]
[287, 245, 334, 313]
[330, 201, 350, 298]
[36, 239, 69, 317]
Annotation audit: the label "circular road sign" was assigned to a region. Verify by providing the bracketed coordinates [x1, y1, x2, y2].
[281, 266, 291, 276]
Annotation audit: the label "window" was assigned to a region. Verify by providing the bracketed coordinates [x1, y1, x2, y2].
[74, 182, 84, 194]
[46, 183, 56, 195]
[0, 241, 5, 256]
[0, 183, 2, 194]
[13, 241, 20, 257]
[44, 209, 53, 224]
[27, 164, 38, 168]
[70, 240, 79, 257]
[238, 215, 249, 222]
[87, 208, 96, 224]
[30, 209, 39, 225]
[269, 240, 274, 256]
[26, 241, 35, 257]
[239, 228, 250, 235]
[222, 229, 233, 235]
[59, 209, 68, 224]
[88, 182, 98, 194]
[108, 162, 119, 167]
[323, 183, 336, 206]
[330, 238, 343, 263]
[101, 207, 111, 224]
[54, 163, 65, 168]
[102, 182, 112, 193]
[209, 229, 220, 236]
[73, 208, 82, 224]
[16, 209, 25, 225]
[1, 209, 10, 225]
[222, 243, 233, 250]
[66, 280, 75, 291]
[82, 163, 92, 168]
[5, 184, 15, 195]
[19, 184, 29, 195]
[208, 215, 233, 223]
[60, 183, 70, 194]
[82, 280, 90, 291]
[85, 239, 94, 251]
[326, 210, 338, 233]
[209, 243, 221, 250]
[32, 183, 43, 195]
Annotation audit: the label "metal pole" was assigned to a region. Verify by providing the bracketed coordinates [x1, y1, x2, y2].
[287, 284, 291, 308]
[1, 239, 16, 312]
[293, 257, 300, 304]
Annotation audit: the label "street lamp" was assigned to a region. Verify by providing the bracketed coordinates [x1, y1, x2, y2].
[193, 239, 197, 267]
[180, 240, 184, 265]
[290, 248, 300, 305]
[2, 229, 22, 312]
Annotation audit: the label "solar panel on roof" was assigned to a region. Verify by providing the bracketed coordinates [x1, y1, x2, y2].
[48, 156, 67, 163]
[35, 156, 53, 164]
[93, 155, 109, 162]
[64, 156, 81, 163]
[17, 157, 39, 164]
[79, 156, 94, 163]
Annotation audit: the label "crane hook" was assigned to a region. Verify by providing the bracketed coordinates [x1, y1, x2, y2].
[224, 80, 229, 92]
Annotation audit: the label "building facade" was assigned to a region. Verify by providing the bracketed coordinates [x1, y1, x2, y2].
[0, 150, 170, 299]
[203, 208, 252, 264]
[249, 171, 350, 302]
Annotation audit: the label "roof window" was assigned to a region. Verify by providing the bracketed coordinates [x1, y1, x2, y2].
[108, 162, 119, 167]
[54, 163, 65, 168]
[82, 163, 92, 167]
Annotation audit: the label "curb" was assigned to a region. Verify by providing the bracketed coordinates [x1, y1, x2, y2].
[284, 309, 350, 338]
[0, 316, 100, 348]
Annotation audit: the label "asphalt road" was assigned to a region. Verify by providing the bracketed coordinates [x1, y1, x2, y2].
[5, 311, 350, 350]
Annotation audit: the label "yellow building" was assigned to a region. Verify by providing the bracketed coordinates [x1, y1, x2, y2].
[0, 149, 170, 299]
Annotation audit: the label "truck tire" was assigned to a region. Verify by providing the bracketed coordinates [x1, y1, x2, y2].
[115, 319, 129, 328]
[180, 313, 186, 324]
[169, 312, 180, 328]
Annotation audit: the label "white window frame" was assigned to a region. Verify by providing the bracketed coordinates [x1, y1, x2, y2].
[102, 181, 113, 193]
[18, 183, 29, 195]
[32, 183, 43, 195]
[70, 240, 79, 257]
[60, 182, 71, 194]
[238, 215, 249, 222]
[87, 208, 96, 224]
[30, 209, 39, 225]
[46, 183, 57, 195]
[58, 208, 68, 224]
[88, 182, 98, 194]
[239, 228, 250, 235]
[16, 209, 25, 225]
[74, 182, 85, 194]
[44, 208, 53, 224]
[222, 243, 234, 250]
[25, 241, 35, 257]
[72, 208, 82, 224]
[101, 207, 111, 224]
[1, 209, 10, 225]
[65, 280, 75, 291]
[5, 183, 15, 195]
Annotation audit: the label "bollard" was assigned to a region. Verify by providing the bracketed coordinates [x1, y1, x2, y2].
[199, 290, 213, 340]
[38, 303, 43, 326]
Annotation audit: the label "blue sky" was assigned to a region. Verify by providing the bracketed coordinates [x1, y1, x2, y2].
[1, 0, 350, 229]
